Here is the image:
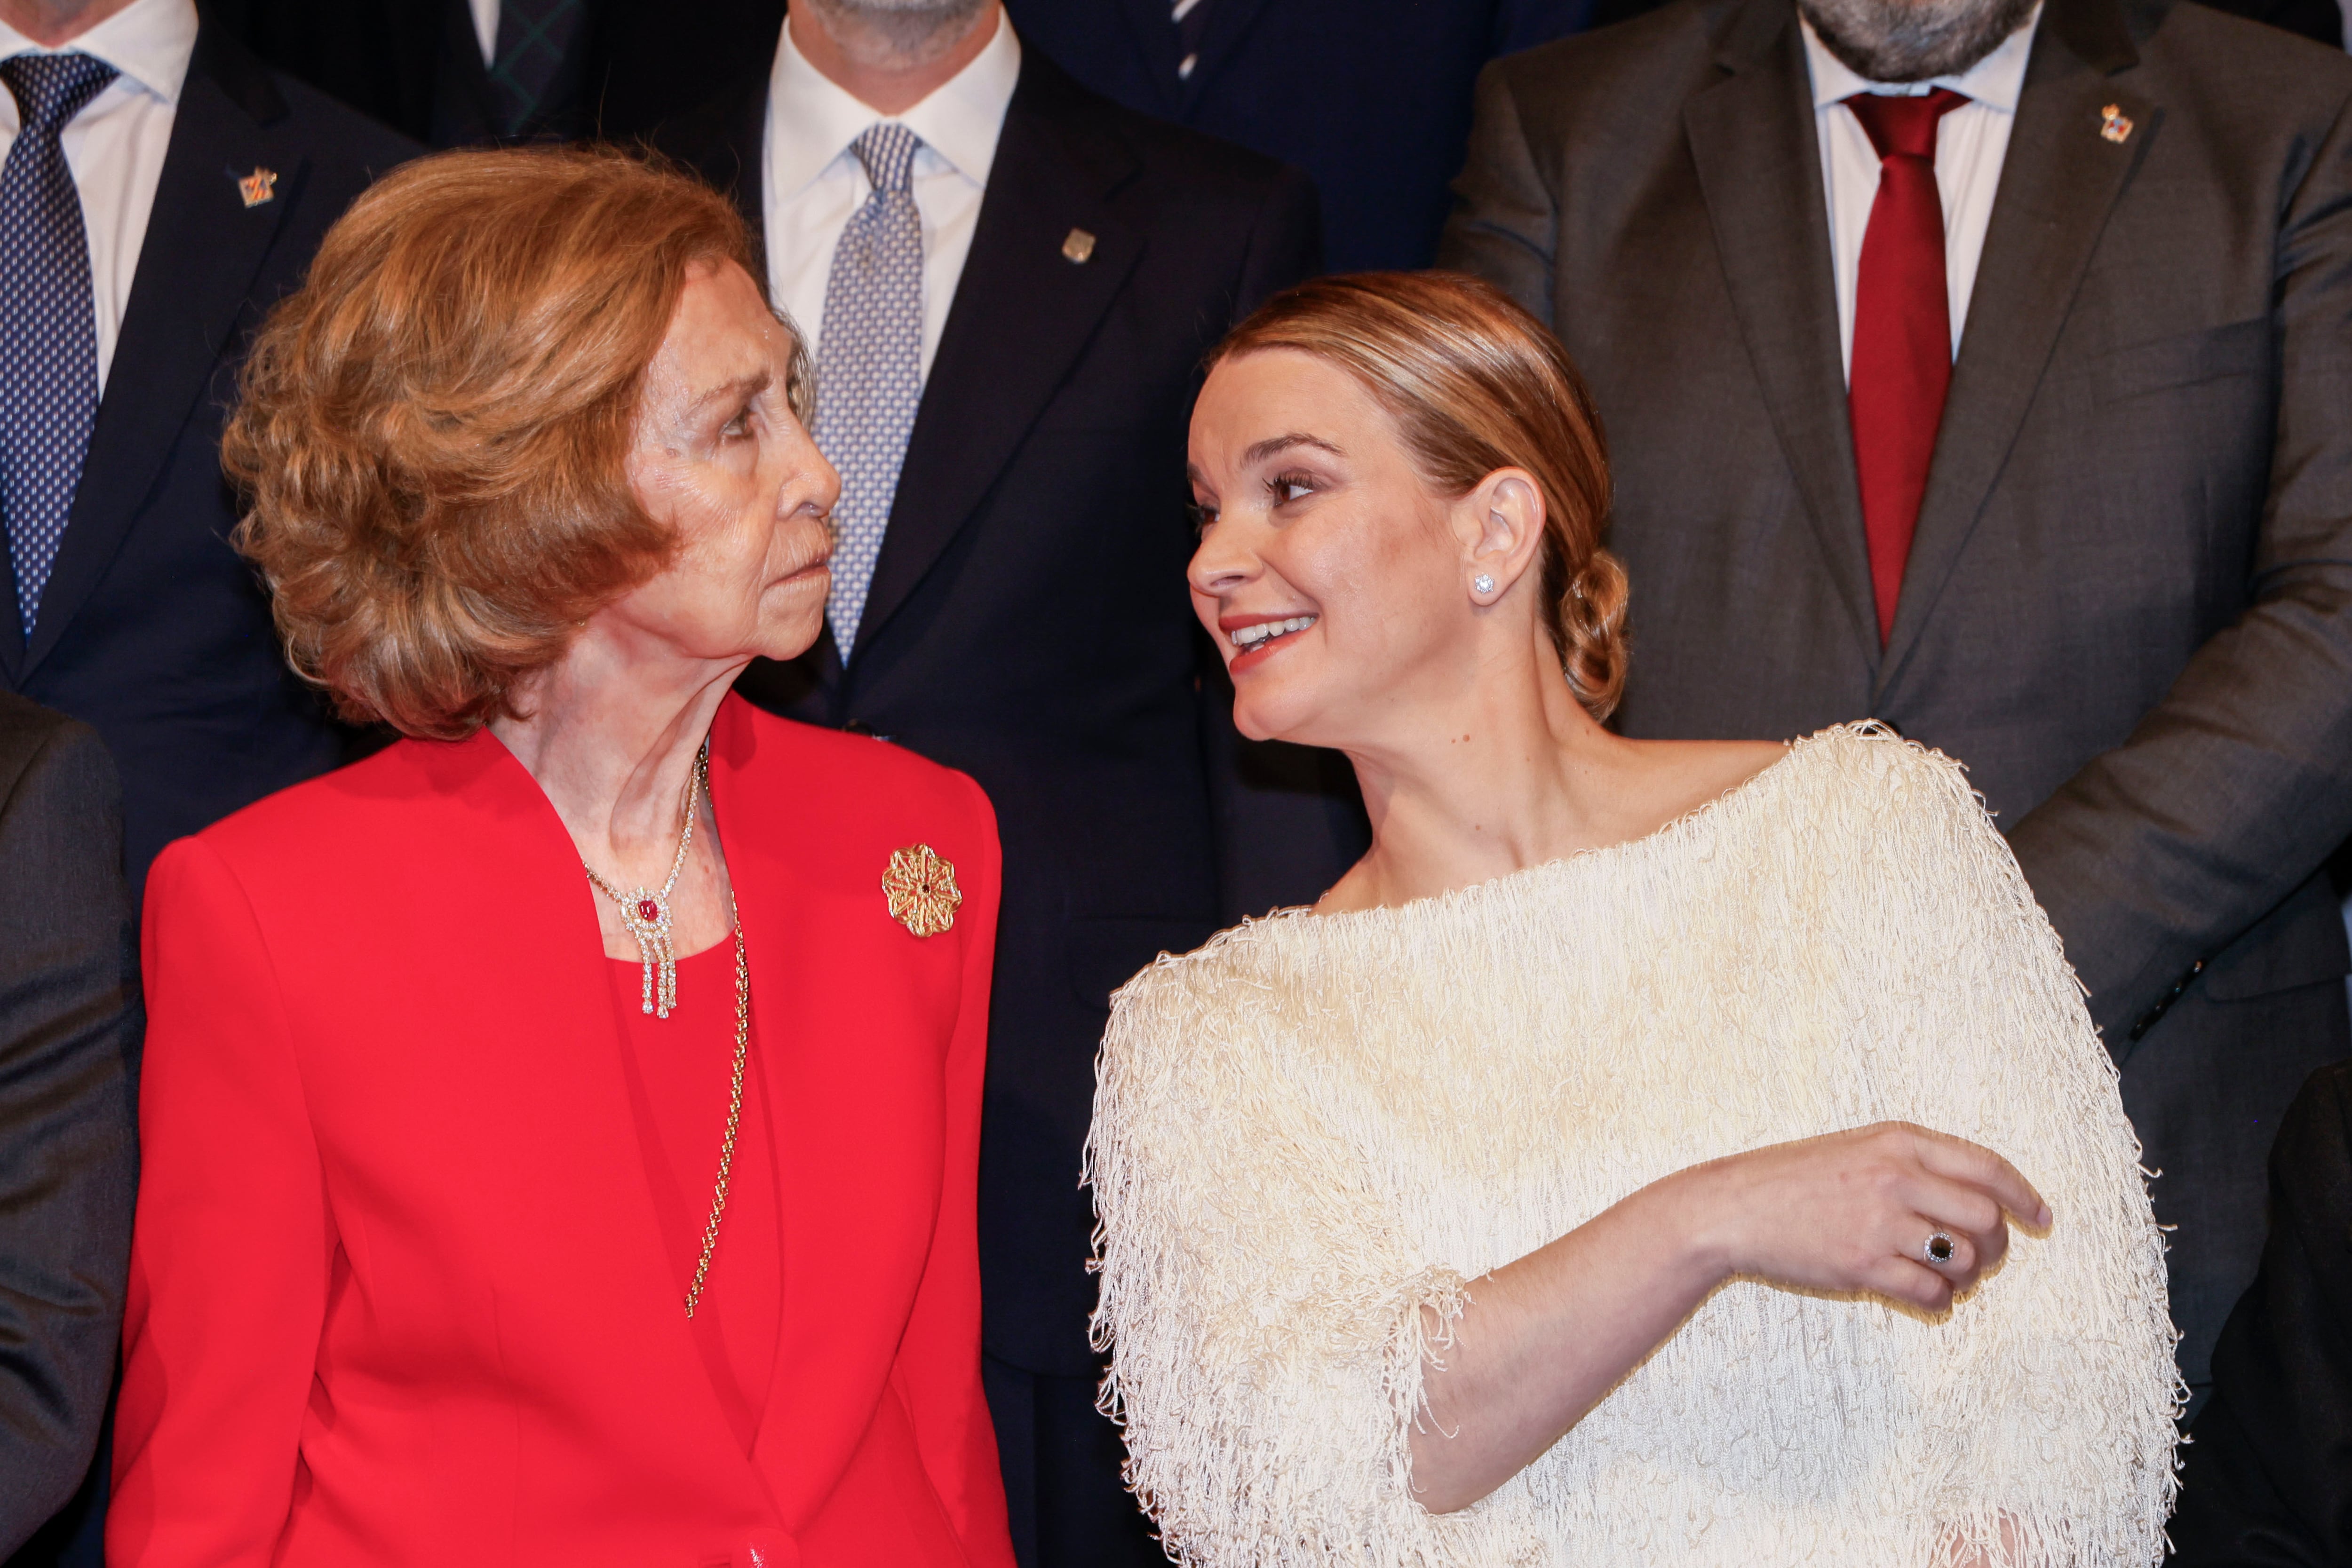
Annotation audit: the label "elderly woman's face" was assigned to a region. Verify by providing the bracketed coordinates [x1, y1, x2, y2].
[615, 259, 838, 667]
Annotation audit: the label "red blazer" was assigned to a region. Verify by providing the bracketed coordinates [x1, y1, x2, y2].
[111, 695, 1016, 1568]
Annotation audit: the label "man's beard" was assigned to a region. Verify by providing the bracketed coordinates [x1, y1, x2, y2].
[801, 0, 993, 62]
[1797, 0, 2036, 81]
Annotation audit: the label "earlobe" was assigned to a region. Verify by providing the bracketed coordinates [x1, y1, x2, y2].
[1464, 470, 1544, 603]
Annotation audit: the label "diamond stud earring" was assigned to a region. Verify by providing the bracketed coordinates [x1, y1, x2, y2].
[1472, 573, 1496, 597]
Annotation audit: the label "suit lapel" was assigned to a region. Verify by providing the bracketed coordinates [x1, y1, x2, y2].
[660, 72, 771, 276]
[1879, 0, 2151, 688]
[1683, 1, 1883, 671]
[846, 54, 1143, 661]
[723, 79, 771, 277]
[21, 28, 301, 680]
[338, 732, 766, 1506]
[709, 705, 838, 1477]
[706, 700, 946, 1498]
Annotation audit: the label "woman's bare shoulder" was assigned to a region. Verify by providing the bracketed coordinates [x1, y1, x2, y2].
[1615, 736, 1794, 827]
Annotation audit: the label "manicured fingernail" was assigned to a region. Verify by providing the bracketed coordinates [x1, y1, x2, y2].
[2036, 1204, 2052, 1227]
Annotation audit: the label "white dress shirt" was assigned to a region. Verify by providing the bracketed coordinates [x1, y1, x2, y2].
[0, 0, 198, 393]
[760, 12, 1021, 381]
[1802, 8, 2040, 380]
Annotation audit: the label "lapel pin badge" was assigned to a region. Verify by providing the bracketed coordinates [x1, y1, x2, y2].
[2099, 104, 2133, 144]
[1061, 227, 1097, 265]
[882, 844, 962, 938]
[237, 166, 278, 208]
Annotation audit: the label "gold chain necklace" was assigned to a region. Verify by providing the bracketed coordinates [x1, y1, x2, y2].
[583, 741, 708, 1017]
[580, 741, 747, 1316]
[684, 893, 749, 1319]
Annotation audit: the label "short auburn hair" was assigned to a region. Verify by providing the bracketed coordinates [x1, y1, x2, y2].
[1209, 271, 1628, 720]
[223, 145, 804, 740]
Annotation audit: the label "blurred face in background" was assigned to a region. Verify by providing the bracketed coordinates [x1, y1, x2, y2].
[795, 0, 995, 65]
[1797, 0, 2036, 80]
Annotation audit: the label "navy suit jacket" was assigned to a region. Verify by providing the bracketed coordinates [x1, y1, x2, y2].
[0, 25, 418, 901]
[1003, 0, 1590, 271]
[659, 46, 1365, 1375]
[217, 0, 795, 147]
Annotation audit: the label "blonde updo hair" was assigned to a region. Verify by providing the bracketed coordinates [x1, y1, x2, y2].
[222, 145, 808, 741]
[1208, 271, 1628, 720]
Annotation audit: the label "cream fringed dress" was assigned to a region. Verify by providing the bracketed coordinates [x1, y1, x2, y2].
[1086, 727, 2179, 1568]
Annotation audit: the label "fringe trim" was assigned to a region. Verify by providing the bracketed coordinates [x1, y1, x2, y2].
[1086, 725, 2179, 1567]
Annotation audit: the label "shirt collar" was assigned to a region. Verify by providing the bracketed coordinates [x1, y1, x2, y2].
[1802, 3, 2039, 113]
[765, 9, 1022, 200]
[0, 0, 199, 106]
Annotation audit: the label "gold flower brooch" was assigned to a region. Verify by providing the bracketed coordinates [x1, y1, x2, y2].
[882, 844, 962, 938]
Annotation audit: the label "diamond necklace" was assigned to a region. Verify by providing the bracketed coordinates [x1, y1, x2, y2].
[583, 740, 709, 1018]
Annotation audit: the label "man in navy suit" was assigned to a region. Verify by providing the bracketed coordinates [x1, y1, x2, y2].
[0, 5, 407, 1552]
[0, 0, 417, 937]
[658, 0, 1359, 1560]
[1002, 0, 1590, 271]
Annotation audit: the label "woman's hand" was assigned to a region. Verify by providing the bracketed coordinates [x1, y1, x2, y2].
[1410, 1121, 2048, 1514]
[1671, 1121, 2052, 1311]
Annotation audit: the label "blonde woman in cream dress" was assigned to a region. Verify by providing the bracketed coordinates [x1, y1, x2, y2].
[1085, 273, 2178, 1568]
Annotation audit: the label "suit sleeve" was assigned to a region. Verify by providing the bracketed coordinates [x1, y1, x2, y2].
[0, 721, 138, 1556]
[109, 838, 332, 1568]
[2166, 1064, 2352, 1568]
[891, 773, 1016, 1568]
[1437, 60, 1559, 326]
[2006, 87, 2352, 1050]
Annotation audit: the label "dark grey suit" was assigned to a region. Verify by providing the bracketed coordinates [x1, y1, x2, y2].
[1442, 0, 2352, 1392]
[0, 692, 137, 1553]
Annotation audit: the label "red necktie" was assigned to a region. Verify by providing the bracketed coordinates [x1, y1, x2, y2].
[1844, 88, 1967, 646]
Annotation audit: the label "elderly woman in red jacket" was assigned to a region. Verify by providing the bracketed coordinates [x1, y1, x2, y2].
[111, 147, 1013, 1568]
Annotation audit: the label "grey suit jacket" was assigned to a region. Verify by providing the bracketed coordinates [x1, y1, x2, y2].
[1442, 0, 2352, 1388]
[0, 693, 138, 1552]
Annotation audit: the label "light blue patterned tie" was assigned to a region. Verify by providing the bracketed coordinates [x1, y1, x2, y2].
[813, 122, 923, 657]
[0, 52, 116, 639]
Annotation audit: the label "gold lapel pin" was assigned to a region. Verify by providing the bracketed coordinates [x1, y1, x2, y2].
[1061, 227, 1097, 265]
[2099, 104, 2133, 144]
[237, 166, 278, 208]
[882, 844, 962, 938]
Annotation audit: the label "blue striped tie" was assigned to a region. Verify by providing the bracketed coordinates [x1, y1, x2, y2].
[813, 123, 924, 657]
[0, 52, 117, 638]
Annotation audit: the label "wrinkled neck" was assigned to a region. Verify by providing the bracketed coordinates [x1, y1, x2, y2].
[489, 633, 745, 887]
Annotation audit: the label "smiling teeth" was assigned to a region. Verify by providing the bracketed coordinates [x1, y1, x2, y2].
[1232, 615, 1317, 649]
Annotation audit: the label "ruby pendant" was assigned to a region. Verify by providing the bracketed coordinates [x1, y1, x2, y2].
[614, 888, 678, 1018]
